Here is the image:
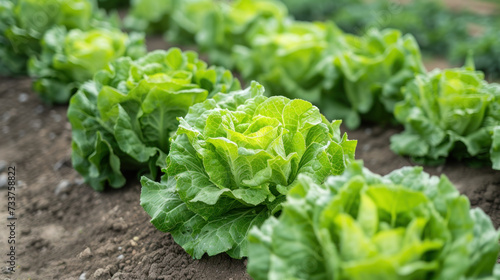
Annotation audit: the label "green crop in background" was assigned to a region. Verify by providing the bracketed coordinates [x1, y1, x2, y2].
[0, 0, 118, 76]
[29, 27, 146, 104]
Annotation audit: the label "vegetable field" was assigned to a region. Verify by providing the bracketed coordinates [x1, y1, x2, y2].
[1, 0, 500, 279]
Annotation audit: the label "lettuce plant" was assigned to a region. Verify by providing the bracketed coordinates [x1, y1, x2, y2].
[29, 27, 146, 104]
[68, 48, 240, 191]
[124, 0, 173, 33]
[450, 26, 500, 80]
[391, 67, 500, 169]
[196, 0, 288, 68]
[0, 0, 26, 75]
[0, 0, 116, 76]
[141, 82, 357, 259]
[333, 28, 426, 129]
[248, 161, 500, 280]
[233, 21, 342, 119]
[125, 0, 218, 44]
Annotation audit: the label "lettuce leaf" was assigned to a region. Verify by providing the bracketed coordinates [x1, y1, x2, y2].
[391, 67, 500, 168]
[68, 48, 240, 191]
[141, 82, 357, 259]
[248, 161, 500, 280]
[28, 26, 146, 104]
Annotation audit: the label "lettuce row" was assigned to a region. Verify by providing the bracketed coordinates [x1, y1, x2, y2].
[28, 26, 146, 104]
[234, 22, 425, 128]
[198, 0, 425, 128]
[140, 82, 356, 259]
[391, 67, 500, 169]
[68, 48, 241, 191]
[248, 161, 500, 280]
[125, 0, 425, 129]
[0, 0, 117, 76]
[124, 0, 220, 45]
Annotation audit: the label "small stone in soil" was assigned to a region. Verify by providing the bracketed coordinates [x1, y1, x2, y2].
[2, 112, 11, 122]
[111, 220, 127, 232]
[0, 174, 7, 188]
[79, 272, 86, 280]
[74, 177, 85, 186]
[93, 268, 110, 280]
[55, 180, 72, 195]
[0, 160, 7, 172]
[35, 105, 44, 114]
[117, 254, 124, 260]
[18, 93, 28, 103]
[78, 247, 92, 260]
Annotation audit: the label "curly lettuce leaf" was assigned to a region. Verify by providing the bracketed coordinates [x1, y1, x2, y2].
[248, 161, 500, 280]
[68, 48, 240, 191]
[141, 82, 356, 259]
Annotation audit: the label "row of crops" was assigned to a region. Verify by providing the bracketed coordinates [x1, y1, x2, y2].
[2, 0, 500, 279]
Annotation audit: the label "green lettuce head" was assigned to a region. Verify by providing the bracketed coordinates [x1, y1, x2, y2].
[248, 161, 500, 280]
[0, 0, 116, 76]
[124, 0, 173, 33]
[233, 21, 342, 120]
[391, 67, 500, 169]
[125, 0, 217, 45]
[29, 26, 147, 104]
[333, 28, 425, 129]
[196, 0, 288, 68]
[141, 82, 356, 259]
[0, 0, 26, 75]
[68, 48, 240, 191]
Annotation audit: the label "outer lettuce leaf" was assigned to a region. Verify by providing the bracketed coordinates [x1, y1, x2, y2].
[68, 48, 240, 191]
[141, 82, 357, 259]
[391, 67, 500, 168]
[248, 161, 500, 280]
[28, 26, 146, 104]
